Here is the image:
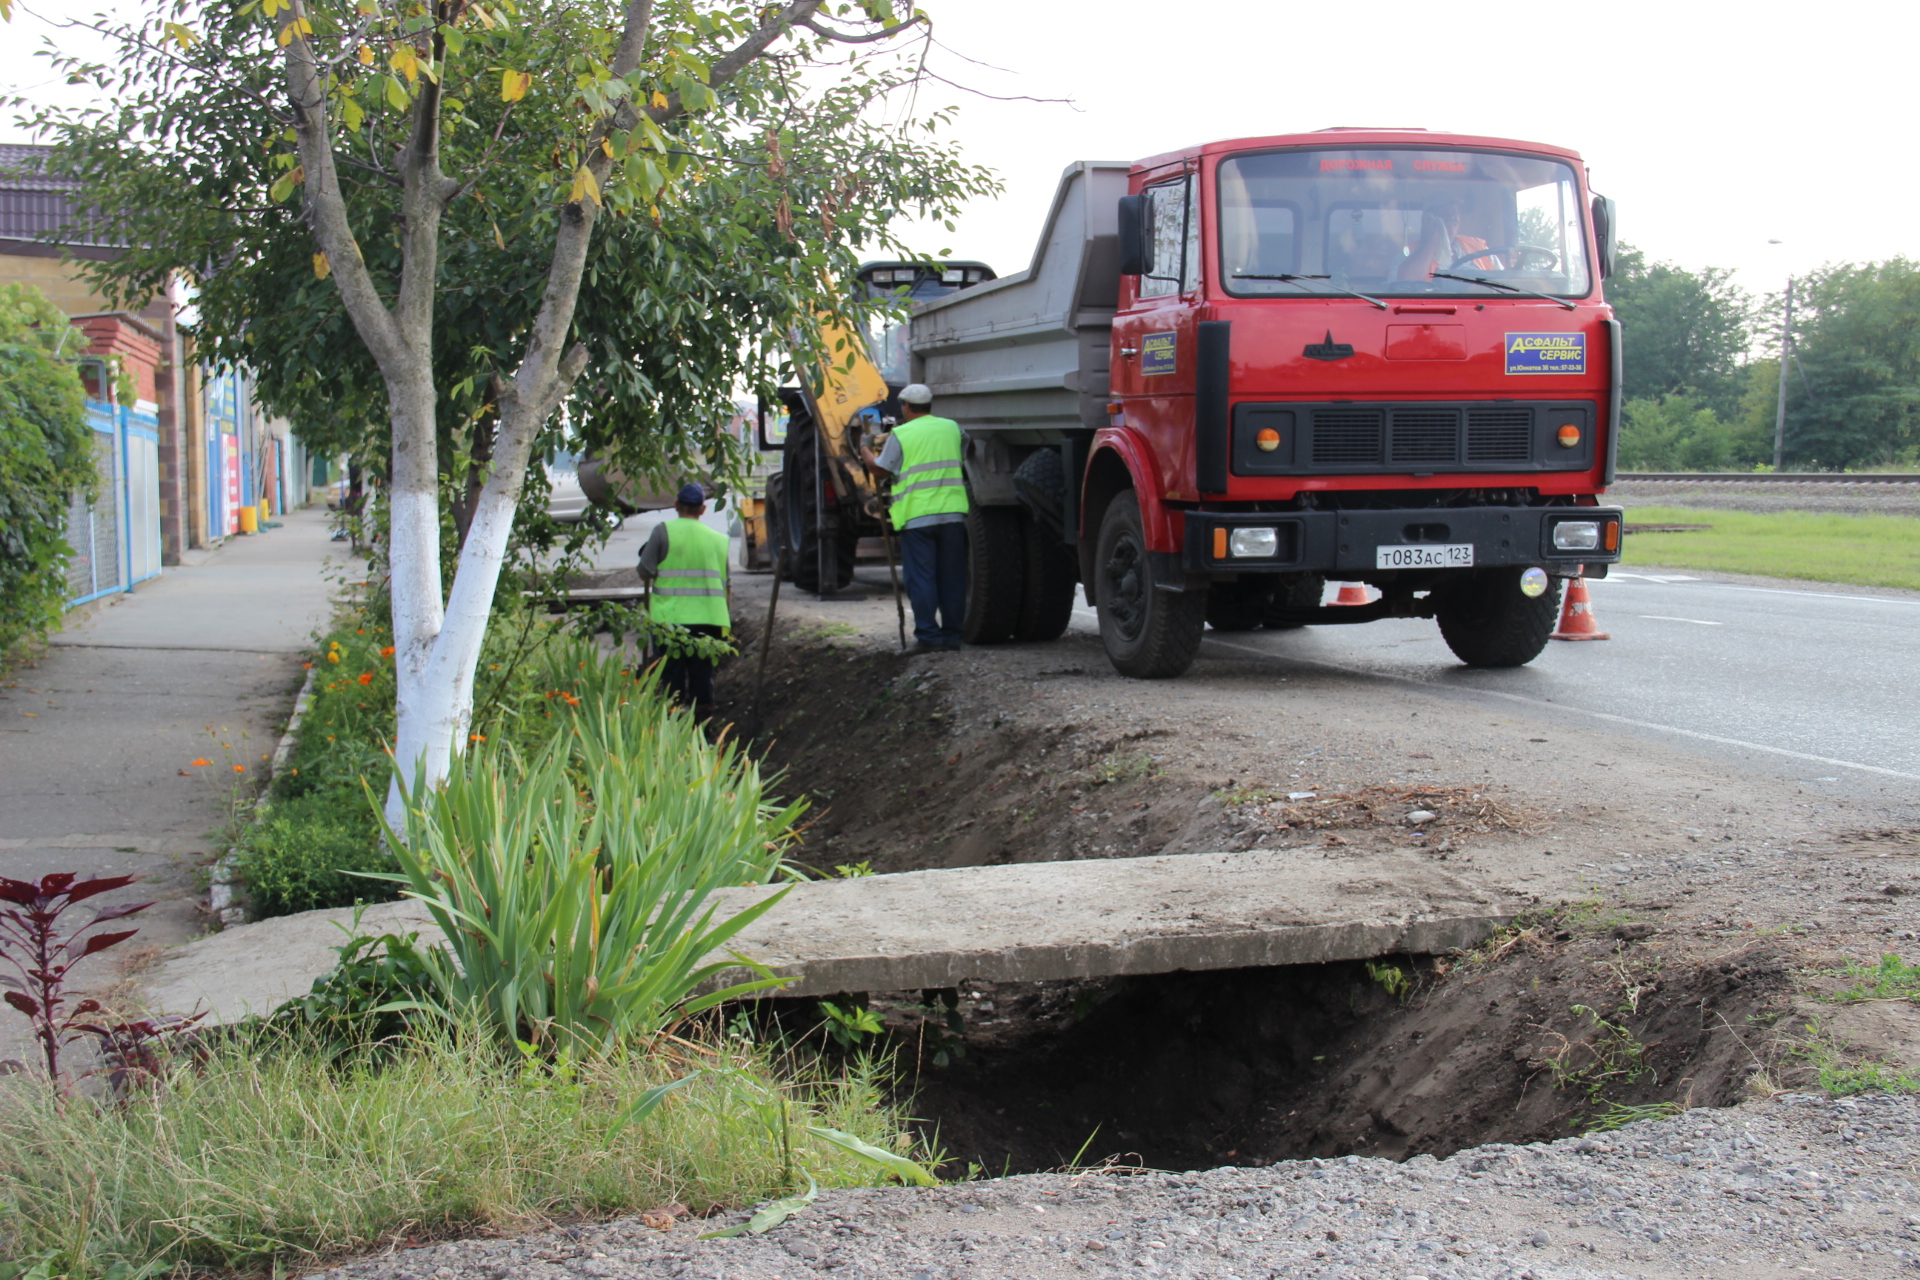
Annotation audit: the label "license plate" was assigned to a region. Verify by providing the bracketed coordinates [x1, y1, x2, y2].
[1376, 543, 1474, 569]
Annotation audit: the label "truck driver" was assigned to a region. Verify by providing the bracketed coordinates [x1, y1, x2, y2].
[1395, 199, 1503, 280]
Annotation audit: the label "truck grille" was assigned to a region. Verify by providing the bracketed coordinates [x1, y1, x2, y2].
[1465, 409, 1533, 462]
[1311, 410, 1384, 465]
[1232, 399, 1595, 477]
[1388, 409, 1460, 464]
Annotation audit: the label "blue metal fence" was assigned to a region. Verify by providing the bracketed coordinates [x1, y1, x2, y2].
[64, 399, 161, 606]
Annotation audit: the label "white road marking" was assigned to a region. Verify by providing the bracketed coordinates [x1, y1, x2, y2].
[1199, 636, 1920, 783]
[1591, 575, 1920, 608]
[1596, 573, 1700, 583]
[1638, 615, 1723, 626]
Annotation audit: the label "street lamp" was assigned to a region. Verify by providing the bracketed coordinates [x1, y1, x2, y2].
[1768, 241, 1791, 472]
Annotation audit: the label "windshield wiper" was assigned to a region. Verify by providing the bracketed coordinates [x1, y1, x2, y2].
[1233, 273, 1388, 311]
[1429, 271, 1577, 311]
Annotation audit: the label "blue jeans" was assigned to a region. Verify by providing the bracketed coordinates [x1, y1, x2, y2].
[898, 522, 967, 647]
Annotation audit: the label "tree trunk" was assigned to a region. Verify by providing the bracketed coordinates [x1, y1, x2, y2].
[277, 0, 833, 829]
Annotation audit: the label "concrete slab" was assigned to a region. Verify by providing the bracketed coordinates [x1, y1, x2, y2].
[139, 848, 1514, 1024]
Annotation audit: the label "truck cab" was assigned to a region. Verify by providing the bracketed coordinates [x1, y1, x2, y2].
[912, 129, 1624, 677]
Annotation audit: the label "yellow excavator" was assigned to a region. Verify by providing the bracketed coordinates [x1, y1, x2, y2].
[754, 259, 995, 594]
[582, 259, 997, 593]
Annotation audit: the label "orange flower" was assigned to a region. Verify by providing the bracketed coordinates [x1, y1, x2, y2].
[470, 733, 486, 742]
[189, 757, 211, 767]
[357, 672, 375, 686]
[380, 646, 395, 658]
[232, 764, 246, 772]
[303, 662, 313, 669]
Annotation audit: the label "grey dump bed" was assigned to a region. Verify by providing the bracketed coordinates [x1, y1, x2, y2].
[909, 161, 1128, 444]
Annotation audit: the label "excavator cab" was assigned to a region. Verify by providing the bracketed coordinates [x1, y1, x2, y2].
[758, 259, 996, 595]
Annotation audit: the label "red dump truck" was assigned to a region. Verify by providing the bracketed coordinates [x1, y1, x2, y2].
[903, 127, 1624, 677]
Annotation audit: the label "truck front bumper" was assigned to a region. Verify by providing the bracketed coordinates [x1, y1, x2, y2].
[1178, 506, 1624, 579]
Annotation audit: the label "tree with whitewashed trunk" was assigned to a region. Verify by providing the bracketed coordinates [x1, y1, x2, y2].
[36, 0, 992, 821]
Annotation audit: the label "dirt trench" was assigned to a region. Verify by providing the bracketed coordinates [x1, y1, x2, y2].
[713, 619, 1229, 876]
[743, 927, 1797, 1177]
[712, 610, 1914, 1178]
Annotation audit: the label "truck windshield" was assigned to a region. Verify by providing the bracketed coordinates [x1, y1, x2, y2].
[1218, 147, 1591, 300]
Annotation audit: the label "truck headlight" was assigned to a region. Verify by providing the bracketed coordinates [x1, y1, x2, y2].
[1552, 520, 1600, 551]
[1229, 527, 1279, 558]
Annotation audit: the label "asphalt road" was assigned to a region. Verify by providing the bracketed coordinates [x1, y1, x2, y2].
[1070, 571, 1920, 797]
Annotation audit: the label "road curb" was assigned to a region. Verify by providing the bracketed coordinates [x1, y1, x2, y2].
[209, 664, 318, 927]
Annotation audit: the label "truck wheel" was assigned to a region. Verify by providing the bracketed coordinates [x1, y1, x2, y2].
[1205, 579, 1271, 632]
[1095, 490, 1206, 678]
[1014, 510, 1078, 642]
[963, 506, 1027, 644]
[1260, 573, 1326, 630]
[1011, 446, 1068, 542]
[1435, 568, 1562, 667]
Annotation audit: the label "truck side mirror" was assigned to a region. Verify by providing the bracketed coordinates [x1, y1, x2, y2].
[1591, 195, 1617, 280]
[1117, 194, 1151, 276]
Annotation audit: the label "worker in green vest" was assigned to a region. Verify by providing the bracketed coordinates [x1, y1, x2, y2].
[862, 383, 969, 652]
[637, 483, 731, 716]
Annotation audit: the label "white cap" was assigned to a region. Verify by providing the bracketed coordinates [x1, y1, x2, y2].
[899, 383, 934, 405]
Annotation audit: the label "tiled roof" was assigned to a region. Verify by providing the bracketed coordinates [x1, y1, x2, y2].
[0, 143, 119, 248]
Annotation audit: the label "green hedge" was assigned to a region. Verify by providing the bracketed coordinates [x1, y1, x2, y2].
[0, 284, 96, 660]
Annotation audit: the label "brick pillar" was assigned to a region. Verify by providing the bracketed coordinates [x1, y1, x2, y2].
[154, 291, 186, 564]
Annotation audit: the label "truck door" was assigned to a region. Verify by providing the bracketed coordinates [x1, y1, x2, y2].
[1113, 173, 1200, 502]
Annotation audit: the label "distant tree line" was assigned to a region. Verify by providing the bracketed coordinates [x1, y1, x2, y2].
[1609, 246, 1920, 471]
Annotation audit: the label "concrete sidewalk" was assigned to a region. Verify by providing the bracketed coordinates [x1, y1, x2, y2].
[1, 505, 342, 1066]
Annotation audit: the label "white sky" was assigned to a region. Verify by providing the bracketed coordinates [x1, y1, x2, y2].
[6, 0, 1910, 304]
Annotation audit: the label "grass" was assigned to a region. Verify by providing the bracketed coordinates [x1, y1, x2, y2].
[1584, 1100, 1683, 1133]
[233, 791, 390, 917]
[1792, 1024, 1920, 1098]
[244, 593, 749, 920]
[1622, 504, 1920, 591]
[0, 584, 916, 1279]
[0, 1021, 928, 1277]
[1824, 953, 1920, 1004]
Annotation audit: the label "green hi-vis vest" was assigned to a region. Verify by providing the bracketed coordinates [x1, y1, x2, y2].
[651, 518, 730, 628]
[888, 414, 970, 531]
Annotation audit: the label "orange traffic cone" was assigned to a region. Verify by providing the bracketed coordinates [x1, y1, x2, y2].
[1331, 582, 1373, 606]
[1550, 576, 1610, 641]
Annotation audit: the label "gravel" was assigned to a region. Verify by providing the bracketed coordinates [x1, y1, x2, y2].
[313, 1092, 1920, 1280]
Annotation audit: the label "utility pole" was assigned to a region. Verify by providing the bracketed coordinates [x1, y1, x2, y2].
[1772, 277, 1794, 471]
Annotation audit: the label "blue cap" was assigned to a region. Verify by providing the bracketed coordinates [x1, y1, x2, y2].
[677, 483, 706, 506]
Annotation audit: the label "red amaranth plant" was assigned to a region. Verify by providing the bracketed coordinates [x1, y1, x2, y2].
[0, 872, 151, 1085]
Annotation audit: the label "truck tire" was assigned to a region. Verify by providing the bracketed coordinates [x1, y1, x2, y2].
[1011, 446, 1068, 542]
[778, 423, 854, 594]
[1435, 568, 1561, 668]
[1260, 573, 1327, 630]
[1014, 510, 1077, 642]
[963, 506, 1027, 644]
[1205, 579, 1271, 632]
[1095, 490, 1206, 678]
